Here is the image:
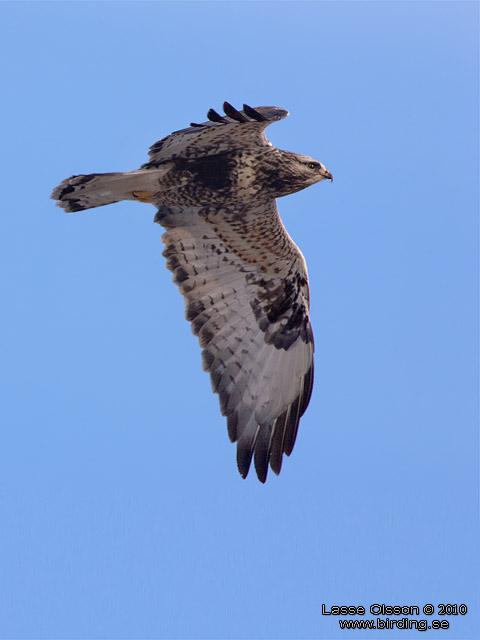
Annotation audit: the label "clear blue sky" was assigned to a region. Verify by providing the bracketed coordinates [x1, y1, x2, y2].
[1, 2, 478, 638]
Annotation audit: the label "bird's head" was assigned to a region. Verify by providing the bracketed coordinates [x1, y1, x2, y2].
[290, 153, 333, 183]
[273, 150, 333, 197]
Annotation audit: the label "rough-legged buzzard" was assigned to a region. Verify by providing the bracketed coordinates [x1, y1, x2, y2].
[52, 102, 332, 482]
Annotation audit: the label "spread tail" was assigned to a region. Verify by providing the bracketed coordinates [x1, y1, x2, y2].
[51, 167, 171, 213]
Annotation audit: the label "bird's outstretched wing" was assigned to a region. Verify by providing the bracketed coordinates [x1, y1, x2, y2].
[156, 199, 313, 482]
[142, 102, 289, 168]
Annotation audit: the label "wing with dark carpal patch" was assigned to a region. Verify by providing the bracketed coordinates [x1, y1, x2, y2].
[142, 102, 289, 169]
[155, 200, 314, 482]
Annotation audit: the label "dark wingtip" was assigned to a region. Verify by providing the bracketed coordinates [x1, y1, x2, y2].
[237, 451, 253, 480]
[223, 101, 248, 122]
[236, 437, 255, 480]
[283, 395, 302, 457]
[226, 413, 238, 443]
[207, 108, 227, 123]
[253, 429, 271, 483]
[254, 462, 268, 483]
[269, 413, 287, 475]
[243, 104, 268, 122]
[299, 365, 314, 419]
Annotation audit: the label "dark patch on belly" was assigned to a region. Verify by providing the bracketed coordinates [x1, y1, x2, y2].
[177, 153, 234, 190]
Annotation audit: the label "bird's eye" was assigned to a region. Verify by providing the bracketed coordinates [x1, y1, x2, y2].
[308, 162, 318, 170]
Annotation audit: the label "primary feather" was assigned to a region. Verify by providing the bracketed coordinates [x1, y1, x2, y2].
[51, 102, 332, 482]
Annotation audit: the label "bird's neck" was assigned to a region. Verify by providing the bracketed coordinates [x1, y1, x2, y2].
[265, 149, 312, 198]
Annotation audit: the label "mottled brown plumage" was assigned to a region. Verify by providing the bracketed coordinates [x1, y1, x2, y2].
[51, 102, 332, 482]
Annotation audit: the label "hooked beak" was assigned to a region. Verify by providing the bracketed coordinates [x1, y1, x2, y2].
[321, 168, 333, 182]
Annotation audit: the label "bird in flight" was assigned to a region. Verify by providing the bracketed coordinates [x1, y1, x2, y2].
[52, 102, 333, 482]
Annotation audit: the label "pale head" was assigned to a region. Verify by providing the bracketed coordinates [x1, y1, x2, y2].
[272, 150, 333, 198]
[288, 152, 333, 183]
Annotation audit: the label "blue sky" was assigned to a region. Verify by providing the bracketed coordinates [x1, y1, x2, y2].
[1, 1, 478, 638]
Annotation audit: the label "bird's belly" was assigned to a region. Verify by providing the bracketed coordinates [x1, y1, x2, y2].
[157, 152, 262, 207]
